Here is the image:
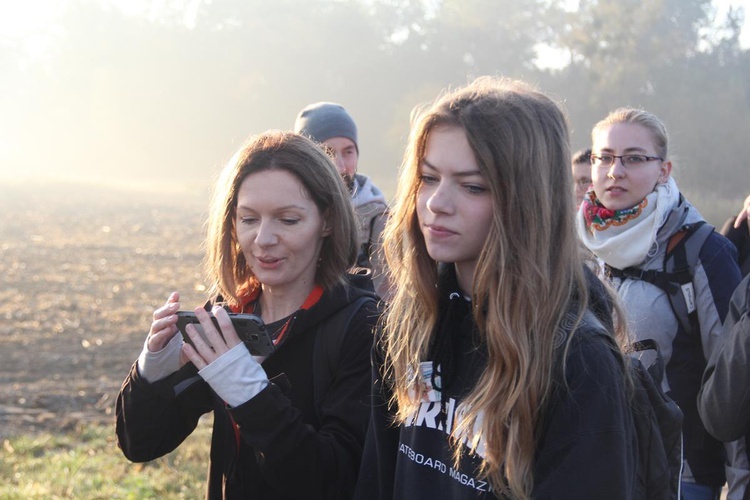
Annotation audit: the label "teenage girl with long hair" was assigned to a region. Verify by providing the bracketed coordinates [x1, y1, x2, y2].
[355, 77, 637, 499]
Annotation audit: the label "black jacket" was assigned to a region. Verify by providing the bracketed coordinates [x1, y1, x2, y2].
[116, 282, 380, 499]
[699, 273, 750, 442]
[698, 273, 750, 499]
[354, 267, 637, 499]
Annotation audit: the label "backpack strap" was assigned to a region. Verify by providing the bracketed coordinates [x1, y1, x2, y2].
[312, 294, 377, 422]
[663, 221, 714, 338]
[358, 207, 387, 264]
[607, 266, 680, 294]
[606, 221, 715, 339]
[628, 348, 685, 499]
[364, 214, 378, 260]
[632, 338, 668, 386]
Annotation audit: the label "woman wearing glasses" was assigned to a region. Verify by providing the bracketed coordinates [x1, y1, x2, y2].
[576, 108, 746, 500]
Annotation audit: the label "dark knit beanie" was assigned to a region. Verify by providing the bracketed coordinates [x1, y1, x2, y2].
[294, 102, 358, 152]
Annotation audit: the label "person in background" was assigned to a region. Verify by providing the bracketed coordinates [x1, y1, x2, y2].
[577, 107, 746, 499]
[294, 102, 391, 300]
[116, 131, 379, 499]
[699, 272, 750, 447]
[721, 194, 750, 277]
[572, 147, 592, 208]
[355, 77, 637, 499]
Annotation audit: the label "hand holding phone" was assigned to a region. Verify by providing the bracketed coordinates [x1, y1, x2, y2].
[176, 311, 274, 357]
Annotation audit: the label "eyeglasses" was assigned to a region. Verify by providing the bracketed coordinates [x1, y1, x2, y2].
[590, 154, 663, 168]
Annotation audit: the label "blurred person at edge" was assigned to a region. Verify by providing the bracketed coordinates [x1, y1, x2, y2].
[572, 148, 592, 208]
[576, 108, 746, 500]
[115, 131, 380, 499]
[720, 194, 750, 277]
[699, 194, 750, 482]
[699, 272, 750, 461]
[294, 102, 392, 301]
[355, 77, 637, 499]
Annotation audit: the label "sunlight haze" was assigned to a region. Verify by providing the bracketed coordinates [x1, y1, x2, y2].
[1, 0, 749, 215]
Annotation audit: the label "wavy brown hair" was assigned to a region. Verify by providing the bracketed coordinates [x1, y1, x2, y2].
[382, 77, 628, 498]
[204, 130, 358, 306]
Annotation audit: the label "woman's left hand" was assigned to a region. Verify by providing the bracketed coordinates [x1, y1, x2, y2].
[182, 305, 243, 370]
[182, 305, 270, 407]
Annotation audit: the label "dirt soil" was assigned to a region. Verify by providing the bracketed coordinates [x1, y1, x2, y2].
[0, 184, 210, 440]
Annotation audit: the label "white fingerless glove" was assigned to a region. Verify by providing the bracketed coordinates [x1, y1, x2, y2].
[136, 333, 183, 383]
[198, 343, 269, 407]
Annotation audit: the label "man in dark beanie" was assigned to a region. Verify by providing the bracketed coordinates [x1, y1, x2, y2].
[295, 102, 391, 300]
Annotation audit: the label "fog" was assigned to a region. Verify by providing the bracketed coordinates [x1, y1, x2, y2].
[2, 0, 749, 222]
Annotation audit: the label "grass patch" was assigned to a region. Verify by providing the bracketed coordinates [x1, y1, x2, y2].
[0, 415, 213, 499]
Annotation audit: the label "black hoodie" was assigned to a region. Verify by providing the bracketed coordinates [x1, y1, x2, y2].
[354, 266, 637, 499]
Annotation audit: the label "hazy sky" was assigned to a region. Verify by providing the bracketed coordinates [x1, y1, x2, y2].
[4, 0, 748, 69]
[1, 0, 748, 194]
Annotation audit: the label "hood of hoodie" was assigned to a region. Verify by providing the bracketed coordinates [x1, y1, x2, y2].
[428, 265, 485, 399]
[352, 173, 387, 210]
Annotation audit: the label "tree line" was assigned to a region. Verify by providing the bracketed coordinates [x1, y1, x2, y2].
[2, 0, 747, 222]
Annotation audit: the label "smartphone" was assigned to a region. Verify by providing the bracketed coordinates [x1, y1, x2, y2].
[176, 311, 275, 357]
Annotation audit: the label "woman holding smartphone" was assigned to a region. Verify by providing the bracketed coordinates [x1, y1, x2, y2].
[116, 131, 379, 499]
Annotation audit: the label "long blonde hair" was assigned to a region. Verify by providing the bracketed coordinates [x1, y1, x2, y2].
[382, 77, 625, 497]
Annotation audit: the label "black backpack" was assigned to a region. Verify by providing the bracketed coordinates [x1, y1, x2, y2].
[630, 339, 684, 499]
[589, 313, 684, 499]
[312, 291, 378, 422]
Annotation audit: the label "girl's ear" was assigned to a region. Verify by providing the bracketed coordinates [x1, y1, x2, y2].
[658, 160, 672, 183]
